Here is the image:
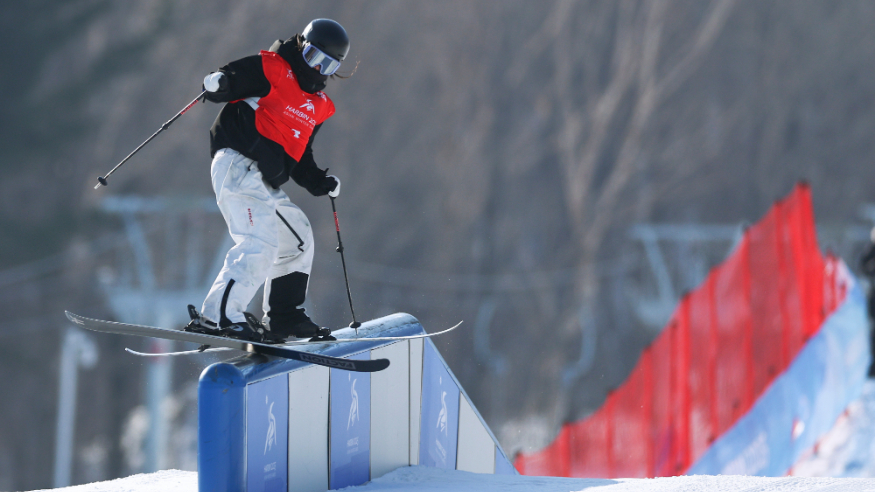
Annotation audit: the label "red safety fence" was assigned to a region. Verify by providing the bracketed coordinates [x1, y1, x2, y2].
[515, 183, 847, 478]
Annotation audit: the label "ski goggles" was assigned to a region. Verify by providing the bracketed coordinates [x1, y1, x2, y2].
[302, 43, 342, 75]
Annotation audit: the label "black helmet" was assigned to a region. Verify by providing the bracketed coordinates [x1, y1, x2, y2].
[302, 19, 349, 61]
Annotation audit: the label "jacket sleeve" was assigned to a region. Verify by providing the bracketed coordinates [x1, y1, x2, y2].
[289, 124, 331, 195]
[204, 55, 271, 103]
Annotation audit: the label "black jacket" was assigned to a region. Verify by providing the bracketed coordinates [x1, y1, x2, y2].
[205, 37, 331, 192]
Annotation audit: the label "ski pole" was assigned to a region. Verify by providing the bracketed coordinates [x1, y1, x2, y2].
[330, 196, 361, 332]
[94, 90, 206, 190]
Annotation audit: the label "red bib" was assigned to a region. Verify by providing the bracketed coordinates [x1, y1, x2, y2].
[254, 50, 335, 160]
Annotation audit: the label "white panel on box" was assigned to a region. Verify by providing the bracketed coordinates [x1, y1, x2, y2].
[409, 338, 423, 465]
[288, 365, 329, 492]
[370, 342, 410, 479]
[456, 395, 496, 474]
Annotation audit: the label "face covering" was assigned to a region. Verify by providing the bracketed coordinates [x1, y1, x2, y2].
[282, 34, 329, 93]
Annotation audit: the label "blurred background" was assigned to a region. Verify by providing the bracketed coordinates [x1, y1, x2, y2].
[3, 0, 875, 489]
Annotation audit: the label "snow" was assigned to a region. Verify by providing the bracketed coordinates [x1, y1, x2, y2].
[361, 467, 875, 492]
[29, 466, 875, 492]
[31, 383, 875, 492]
[27, 470, 195, 492]
[792, 381, 875, 477]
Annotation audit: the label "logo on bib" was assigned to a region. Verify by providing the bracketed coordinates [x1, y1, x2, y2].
[284, 105, 317, 125]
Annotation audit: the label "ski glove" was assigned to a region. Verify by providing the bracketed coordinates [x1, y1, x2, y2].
[202, 72, 229, 102]
[327, 175, 341, 198]
[310, 174, 340, 197]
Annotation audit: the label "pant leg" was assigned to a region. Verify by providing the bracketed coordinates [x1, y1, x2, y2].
[202, 149, 279, 324]
[262, 197, 316, 329]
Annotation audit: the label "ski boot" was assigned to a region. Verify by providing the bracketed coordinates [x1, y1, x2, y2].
[288, 317, 336, 342]
[261, 317, 336, 343]
[307, 326, 337, 342]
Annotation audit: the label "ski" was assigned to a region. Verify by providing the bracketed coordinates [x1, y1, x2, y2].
[124, 321, 463, 357]
[125, 346, 234, 357]
[283, 321, 462, 345]
[65, 311, 389, 372]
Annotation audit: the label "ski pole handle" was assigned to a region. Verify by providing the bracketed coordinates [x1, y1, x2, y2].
[95, 90, 206, 190]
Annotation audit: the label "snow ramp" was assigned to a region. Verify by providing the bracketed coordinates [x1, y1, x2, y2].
[197, 313, 515, 492]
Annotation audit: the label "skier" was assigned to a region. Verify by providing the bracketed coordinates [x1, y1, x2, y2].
[185, 18, 350, 343]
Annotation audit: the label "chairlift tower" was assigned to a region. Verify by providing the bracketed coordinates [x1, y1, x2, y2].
[53, 328, 97, 487]
[98, 196, 228, 473]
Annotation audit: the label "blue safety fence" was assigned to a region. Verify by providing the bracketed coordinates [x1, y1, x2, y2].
[686, 274, 871, 476]
[197, 313, 515, 492]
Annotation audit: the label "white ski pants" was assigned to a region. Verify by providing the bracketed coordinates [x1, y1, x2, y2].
[202, 148, 314, 325]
